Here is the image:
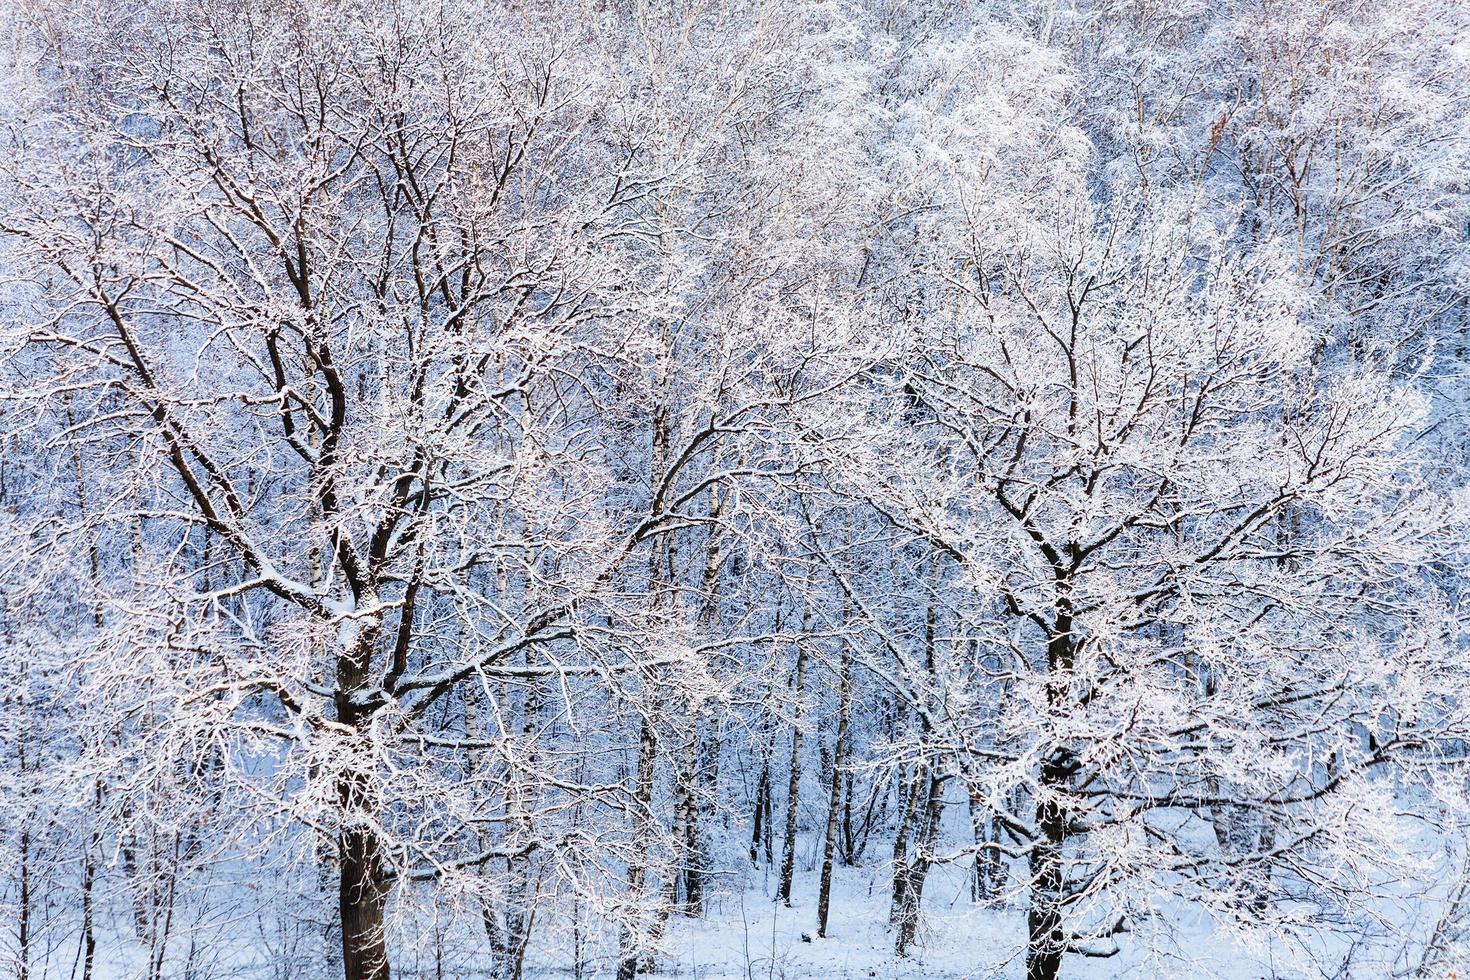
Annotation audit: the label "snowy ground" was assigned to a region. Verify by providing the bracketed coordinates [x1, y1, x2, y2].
[40, 831, 1457, 979]
[645, 848, 1451, 979]
[653, 861, 1236, 980]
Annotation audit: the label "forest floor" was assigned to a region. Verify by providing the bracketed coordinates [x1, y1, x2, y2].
[649, 855, 1438, 980]
[655, 860, 1205, 979]
[58, 833, 1451, 979]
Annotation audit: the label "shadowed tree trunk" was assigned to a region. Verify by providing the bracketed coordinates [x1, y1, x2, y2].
[778, 624, 809, 907]
[338, 812, 390, 980]
[336, 623, 391, 980]
[17, 732, 29, 980]
[751, 757, 770, 865]
[816, 627, 852, 938]
[894, 772, 945, 957]
[968, 786, 1006, 904]
[80, 790, 97, 980]
[1027, 577, 1077, 980]
[617, 716, 659, 980]
[891, 579, 943, 956]
[1026, 754, 1068, 980]
[888, 767, 922, 929]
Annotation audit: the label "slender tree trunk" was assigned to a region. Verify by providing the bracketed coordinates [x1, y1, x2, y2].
[500, 677, 542, 978]
[969, 791, 983, 903]
[467, 687, 509, 971]
[616, 717, 658, 980]
[752, 663, 778, 866]
[16, 737, 29, 980]
[887, 767, 923, 928]
[892, 580, 940, 952]
[619, 316, 676, 979]
[649, 732, 697, 953]
[778, 630, 809, 907]
[750, 760, 769, 865]
[816, 632, 852, 938]
[80, 800, 97, 980]
[840, 771, 856, 866]
[572, 882, 585, 980]
[68, 417, 102, 980]
[895, 773, 944, 957]
[682, 753, 704, 915]
[684, 485, 726, 914]
[763, 768, 774, 865]
[125, 503, 155, 946]
[967, 786, 1005, 904]
[658, 735, 699, 915]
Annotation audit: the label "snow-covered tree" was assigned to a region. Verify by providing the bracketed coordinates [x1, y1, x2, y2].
[828, 192, 1468, 977]
[1, 1, 1467, 979]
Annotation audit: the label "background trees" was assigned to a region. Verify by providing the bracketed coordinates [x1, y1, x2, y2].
[0, 0, 1467, 979]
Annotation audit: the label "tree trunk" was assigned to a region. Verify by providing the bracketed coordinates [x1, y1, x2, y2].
[338, 817, 390, 980]
[685, 484, 726, 914]
[650, 733, 698, 950]
[763, 769, 774, 864]
[17, 779, 29, 980]
[887, 767, 923, 928]
[892, 581, 940, 952]
[1026, 756, 1067, 980]
[816, 634, 852, 938]
[895, 773, 944, 957]
[619, 318, 675, 979]
[683, 760, 704, 915]
[750, 760, 769, 865]
[968, 786, 1005, 904]
[80, 815, 97, 980]
[778, 632, 808, 907]
[501, 677, 542, 978]
[337, 639, 391, 980]
[840, 772, 857, 866]
[1027, 583, 1076, 980]
[617, 716, 658, 980]
[661, 734, 700, 915]
[70, 410, 101, 980]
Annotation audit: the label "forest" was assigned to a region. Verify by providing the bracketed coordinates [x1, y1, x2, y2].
[1, 0, 1468, 977]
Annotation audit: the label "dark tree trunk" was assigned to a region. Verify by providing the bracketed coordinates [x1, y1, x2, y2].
[338, 818, 391, 980]
[839, 773, 853, 865]
[763, 768, 774, 864]
[778, 635, 808, 906]
[685, 484, 725, 914]
[651, 736, 699, 951]
[17, 820, 29, 980]
[892, 582, 941, 955]
[691, 718, 720, 904]
[751, 761, 769, 864]
[80, 824, 96, 980]
[617, 717, 658, 980]
[816, 636, 852, 938]
[968, 787, 1006, 904]
[887, 768, 923, 929]
[1027, 582, 1076, 980]
[683, 807, 703, 914]
[893, 772, 944, 957]
[1025, 759, 1067, 980]
[336, 667, 390, 980]
[681, 737, 704, 914]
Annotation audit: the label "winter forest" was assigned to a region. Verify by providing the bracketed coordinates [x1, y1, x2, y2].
[3, 0, 1470, 977]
